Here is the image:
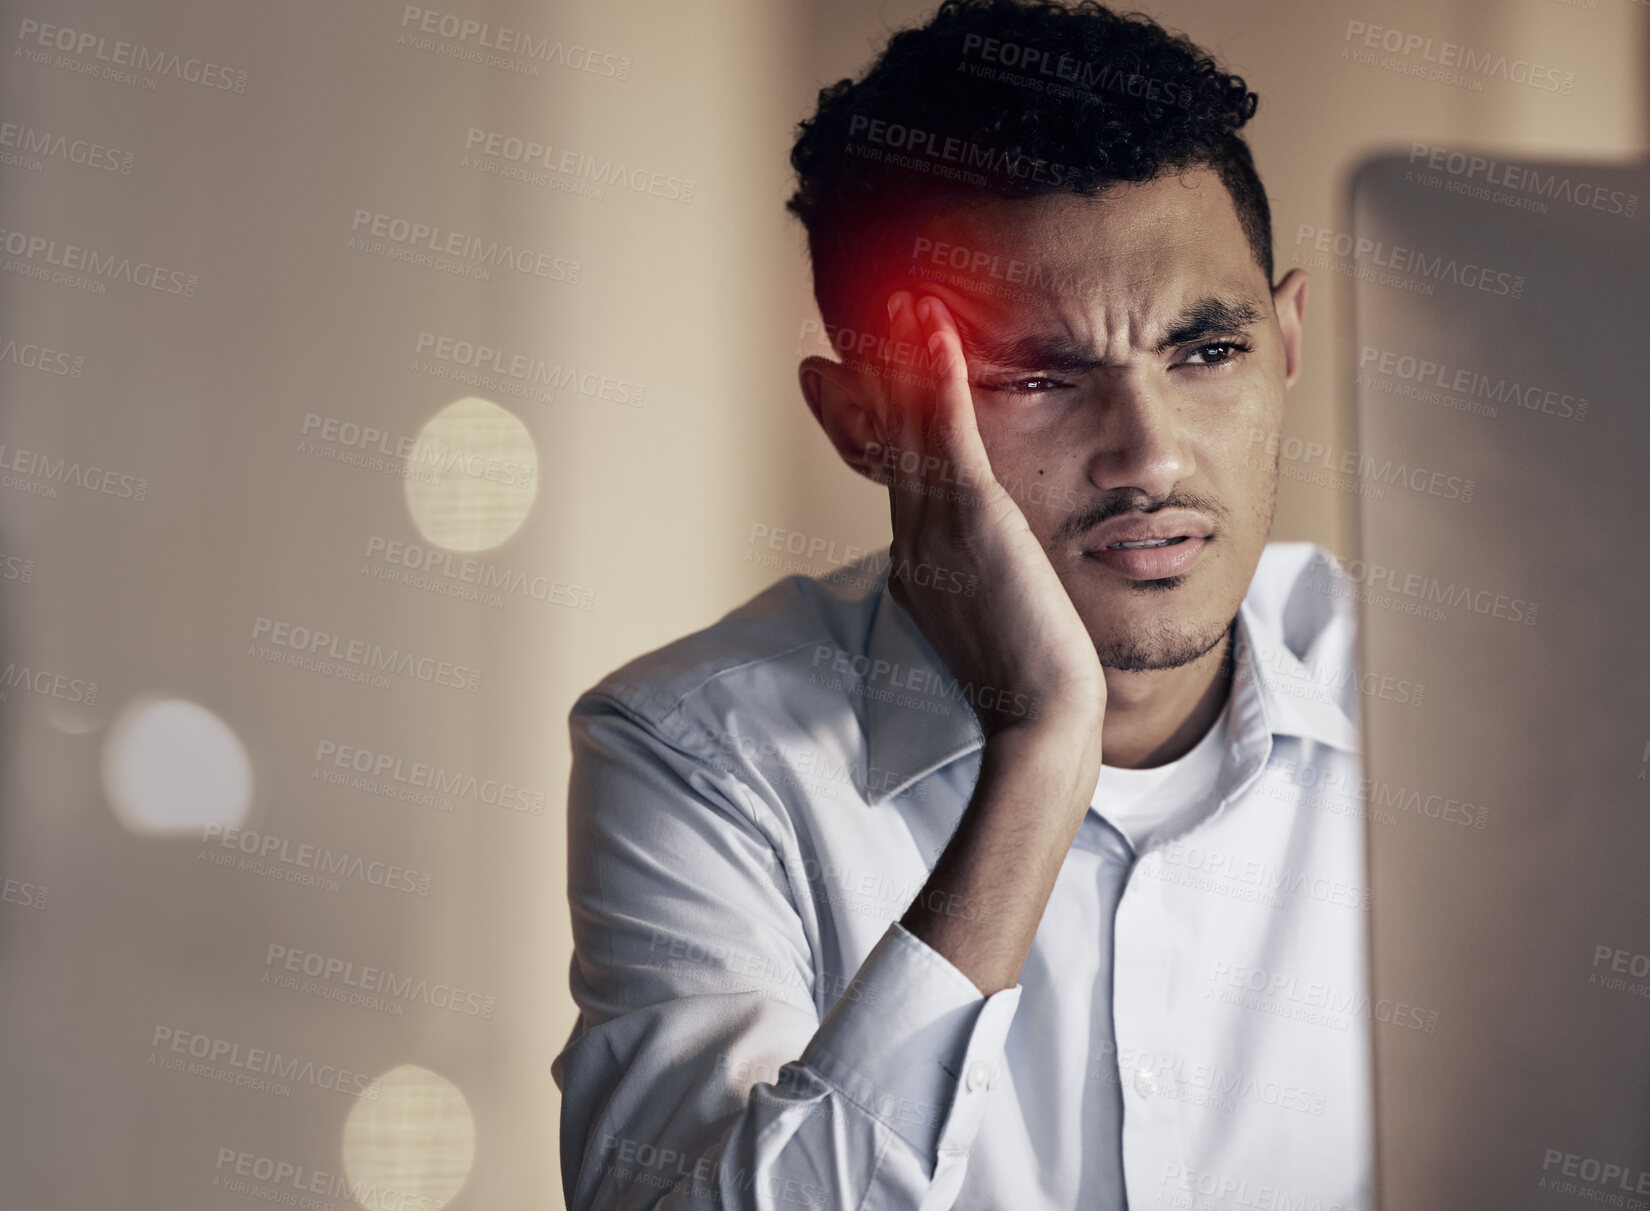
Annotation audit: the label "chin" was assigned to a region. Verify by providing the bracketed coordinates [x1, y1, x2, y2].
[1084, 603, 1235, 674]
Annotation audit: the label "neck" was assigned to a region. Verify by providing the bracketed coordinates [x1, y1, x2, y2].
[1099, 621, 1235, 769]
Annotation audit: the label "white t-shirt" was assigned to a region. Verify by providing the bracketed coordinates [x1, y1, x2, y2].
[1091, 694, 1231, 855]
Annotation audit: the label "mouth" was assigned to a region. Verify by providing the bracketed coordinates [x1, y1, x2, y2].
[1077, 510, 1216, 579]
[1102, 536, 1191, 550]
[1082, 510, 1214, 552]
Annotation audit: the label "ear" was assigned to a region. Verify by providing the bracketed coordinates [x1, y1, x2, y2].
[798, 355, 890, 487]
[1271, 268, 1309, 391]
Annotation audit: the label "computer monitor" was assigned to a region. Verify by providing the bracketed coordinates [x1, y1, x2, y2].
[1349, 150, 1650, 1210]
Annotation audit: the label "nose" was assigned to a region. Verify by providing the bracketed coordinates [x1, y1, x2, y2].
[1083, 371, 1197, 500]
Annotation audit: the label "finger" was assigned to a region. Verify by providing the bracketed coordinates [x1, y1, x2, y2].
[880, 290, 933, 559]
[881, 291, 936, 481]
[913, 296, 1000, 508]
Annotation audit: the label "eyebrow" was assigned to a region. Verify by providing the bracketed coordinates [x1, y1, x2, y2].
[950, 295, 1266, 372]
[1155, 297, 1265, 353]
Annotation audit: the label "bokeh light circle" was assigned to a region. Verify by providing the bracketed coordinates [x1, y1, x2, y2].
[403, 396, 538, 552]
[100, 696, 253, 834]
[342, 1064, 476, 1210]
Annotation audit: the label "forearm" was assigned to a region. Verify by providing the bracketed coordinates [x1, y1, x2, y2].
[901, 715, 1104, 996]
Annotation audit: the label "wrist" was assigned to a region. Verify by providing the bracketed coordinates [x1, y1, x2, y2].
[986, 693, 1103, 749]
[983, 706, 1104, 780]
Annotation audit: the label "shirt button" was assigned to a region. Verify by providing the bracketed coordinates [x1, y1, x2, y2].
[966, 1062, 990, 1092]
[1133, 1067, 1158, 1099]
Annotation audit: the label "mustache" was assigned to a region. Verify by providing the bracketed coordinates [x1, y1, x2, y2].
[1056, 489, 1229, 544]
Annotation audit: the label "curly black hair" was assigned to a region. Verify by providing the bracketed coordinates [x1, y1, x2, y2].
[787, 0, 1270, 332]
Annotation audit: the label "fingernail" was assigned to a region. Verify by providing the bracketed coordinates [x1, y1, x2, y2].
[886, 294, 903, 321]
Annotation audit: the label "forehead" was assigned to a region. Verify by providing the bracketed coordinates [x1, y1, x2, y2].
[902, 167, 1266, 339]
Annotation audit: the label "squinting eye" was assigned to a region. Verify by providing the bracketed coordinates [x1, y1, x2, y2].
[1180, 341, 1252, 367]
[977, 376, 1067, 395]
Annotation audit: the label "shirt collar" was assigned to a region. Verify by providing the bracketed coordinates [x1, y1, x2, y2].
[857, 558, 1359, 806]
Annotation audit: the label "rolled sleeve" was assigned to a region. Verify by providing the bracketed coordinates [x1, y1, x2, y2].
[801, 922, 1022, 1166]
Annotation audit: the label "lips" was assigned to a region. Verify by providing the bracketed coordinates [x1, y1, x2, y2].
[1081, 511, 1215, 553]
[1079, 511, 1216, 581]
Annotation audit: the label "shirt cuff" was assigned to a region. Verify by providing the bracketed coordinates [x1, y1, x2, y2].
[798, 921, 1022, 1164]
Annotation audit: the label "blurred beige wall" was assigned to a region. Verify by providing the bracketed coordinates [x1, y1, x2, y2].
[0, 0, 1641, 1207]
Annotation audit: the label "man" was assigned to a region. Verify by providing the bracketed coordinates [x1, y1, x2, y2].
[553, 2, 1373, 1208]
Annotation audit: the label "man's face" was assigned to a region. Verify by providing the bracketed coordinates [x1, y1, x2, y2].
[881, 167, 1299, 671]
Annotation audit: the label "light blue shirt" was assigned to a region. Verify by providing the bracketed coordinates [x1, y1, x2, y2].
[553, 541, 1376, 1210]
